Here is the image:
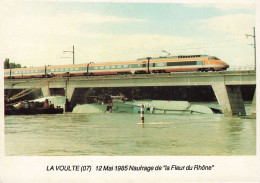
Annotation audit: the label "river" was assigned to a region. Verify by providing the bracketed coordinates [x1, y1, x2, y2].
[5, 101, 255, 156]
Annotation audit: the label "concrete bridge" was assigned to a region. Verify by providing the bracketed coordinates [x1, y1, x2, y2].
[4, 70, 256, 117]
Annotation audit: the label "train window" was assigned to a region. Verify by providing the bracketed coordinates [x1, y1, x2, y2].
[60, 68, 64, 71]
[105, 66, 110, 69]
[70, 68, 75, 71]
[15, 71, 18, 74]
[55, 68, 59, 72]
[51, 69, 55, 72]
[131, 64, 138, 68]
[111, 65, 116, 69]
[167, 62, 177, 66]
[137, 64, 146, 68]
[93, 66, 98, 70]
[123, 64, 128, 68]
[167, 61, 197, 66]
[65, 68, 69, 71]
[117, 65, 122, 69]
[99, 66, 104, 69]
[75, 67, 79, 71]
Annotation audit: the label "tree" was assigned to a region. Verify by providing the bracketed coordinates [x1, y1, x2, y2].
[4, 58, 22, 69]
[4, 58, 10, 69]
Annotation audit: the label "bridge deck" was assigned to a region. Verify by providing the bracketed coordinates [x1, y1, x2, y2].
[4, 70, 256, 89]
[4, 70, 256, 117]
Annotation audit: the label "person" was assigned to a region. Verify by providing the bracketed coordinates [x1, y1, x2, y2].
[29, 102, 35, 109]
[17, 101, 25, 109]
[43, 99, 50, 109]
[49, 101, 54, 108]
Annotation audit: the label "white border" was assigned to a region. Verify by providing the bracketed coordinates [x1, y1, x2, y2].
[0, 0, 259, 182]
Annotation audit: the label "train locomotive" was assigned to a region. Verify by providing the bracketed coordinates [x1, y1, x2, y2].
[4, 55, 229, 79]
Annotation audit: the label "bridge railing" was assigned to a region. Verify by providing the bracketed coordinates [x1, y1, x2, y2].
[227, 65, 255, 71]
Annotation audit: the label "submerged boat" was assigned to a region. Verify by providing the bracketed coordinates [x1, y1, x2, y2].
[72, 100, 221, 115]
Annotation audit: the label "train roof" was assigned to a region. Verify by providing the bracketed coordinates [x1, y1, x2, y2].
[137, 55, 209, 61]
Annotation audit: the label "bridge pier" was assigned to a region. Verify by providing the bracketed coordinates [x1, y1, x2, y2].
[41, 85, 50, 97]
[65, 85, 75, 101]
[212, 83, 246, 117]
[249, 91, 256, 118]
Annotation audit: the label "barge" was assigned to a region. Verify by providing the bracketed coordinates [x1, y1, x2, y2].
[72, 100, 222, 115]
[5, 99, 63, 115]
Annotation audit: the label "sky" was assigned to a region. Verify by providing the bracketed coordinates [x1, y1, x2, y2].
[0, 0, 257, 68]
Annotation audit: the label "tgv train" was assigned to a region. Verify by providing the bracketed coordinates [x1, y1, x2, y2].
[4, 55, 229, 79]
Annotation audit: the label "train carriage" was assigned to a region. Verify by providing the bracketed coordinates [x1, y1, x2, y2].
[46, 64, 88, 77]
[88, 60, 147, 75]
[4, 67, 46, 79]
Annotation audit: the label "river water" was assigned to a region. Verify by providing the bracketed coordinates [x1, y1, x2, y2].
[5, 101, 255, 156]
